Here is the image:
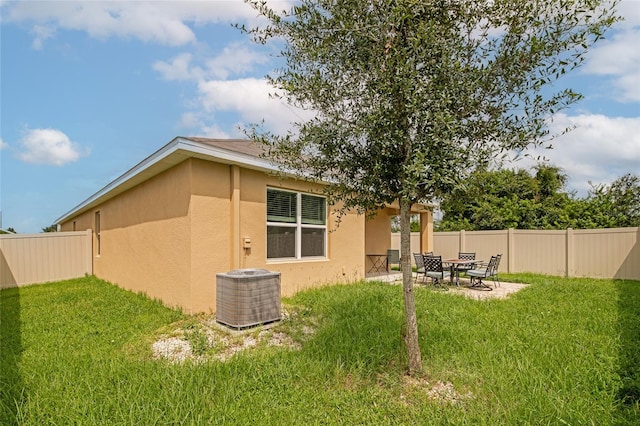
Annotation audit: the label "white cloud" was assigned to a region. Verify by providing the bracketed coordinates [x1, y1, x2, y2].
[180, 111, 203, 129]
[155, 45, 292, 136]
[583, 0, 640, 102]
[199, 123, 234, 139]
[1, 0, 295, 48]
[197, 78, 313, 135]
[30, 24, 56, 50]
[205, 42, 269, 80]
[515, 113, 640, 195]
[0, 136, 7, 150]
[153, 53, 203, 81]
[617, 0, 640, 29]
[178, 112, 233, 139]
[17, 128, 87, 166]
[154, 43, 269, 82]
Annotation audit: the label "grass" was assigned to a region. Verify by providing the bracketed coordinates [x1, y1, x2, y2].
[1, 274, 639, 425]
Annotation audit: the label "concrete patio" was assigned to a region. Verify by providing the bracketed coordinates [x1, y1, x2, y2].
[366, 273, 528, 300]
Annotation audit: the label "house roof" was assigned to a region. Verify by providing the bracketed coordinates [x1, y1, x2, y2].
[186, 137, 266, 158]
[55, 137, 275, 225]
[55, 136, 436, 225]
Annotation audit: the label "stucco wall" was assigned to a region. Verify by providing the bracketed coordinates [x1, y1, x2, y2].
[233, 168, 365, 297]
[62, 157, 367, 313]
[188, 158, 232, 312]
[364, 208, 393, 272]
[63, 160, 195, 310]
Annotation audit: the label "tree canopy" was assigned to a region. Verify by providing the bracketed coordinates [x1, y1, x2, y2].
[584, 173, 640, 228]
[242, 0, 619, 375]
[437, 167, 640, 231]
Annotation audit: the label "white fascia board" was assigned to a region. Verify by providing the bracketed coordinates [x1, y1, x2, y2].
[54, 137, 283, 225]
[175, 137, 280, 172]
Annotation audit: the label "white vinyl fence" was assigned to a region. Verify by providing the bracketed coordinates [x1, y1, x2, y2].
[392, 227, 639, 281]
[1, 230, 93, 289]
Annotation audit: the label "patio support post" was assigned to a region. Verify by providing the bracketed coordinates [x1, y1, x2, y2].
[230, 165, 241, 270]
[419, 211, 432, 253]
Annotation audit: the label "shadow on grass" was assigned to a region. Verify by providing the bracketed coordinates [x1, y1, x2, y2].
[615, 279, 640, 421]
[0, 286, 24, 425]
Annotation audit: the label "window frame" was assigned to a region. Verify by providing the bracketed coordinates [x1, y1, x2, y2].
[266, 188, 327, 261]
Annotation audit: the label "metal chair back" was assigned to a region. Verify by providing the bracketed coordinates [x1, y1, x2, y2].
[413, 252, 427, 283]
[457, 252, 476, 270]
[424, 255, 445, 273]
[387, 249, 400, 265]
[424, 255, 450, 289]
[488, 254, 502, 275]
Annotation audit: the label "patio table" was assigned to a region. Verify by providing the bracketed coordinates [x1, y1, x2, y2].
[444, 258, 481, 286]
[366, 254, 388, 274]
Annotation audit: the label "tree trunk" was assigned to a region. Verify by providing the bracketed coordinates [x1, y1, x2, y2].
[400, 197, 423, 375]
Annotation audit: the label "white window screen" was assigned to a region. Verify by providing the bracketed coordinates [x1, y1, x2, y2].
[267, 189, 327, 259]
[301, 194, 326, 225]
[267, 189, 297, 223]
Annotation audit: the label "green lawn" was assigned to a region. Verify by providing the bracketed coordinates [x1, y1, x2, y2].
[1, 274, 639, 425]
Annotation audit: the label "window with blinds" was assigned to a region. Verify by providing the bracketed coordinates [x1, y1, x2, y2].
[267, 188, 326, 259]
[301, 194, 326, 225]
[267, 189, 297, 223]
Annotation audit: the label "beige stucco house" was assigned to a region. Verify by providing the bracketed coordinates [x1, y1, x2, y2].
[56, 137, 433, 313]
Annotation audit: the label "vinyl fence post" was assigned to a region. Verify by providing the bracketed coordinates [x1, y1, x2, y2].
[566, 228, 574, 278]
[508, 228, 514, 273]
[85, 229, 93, 275]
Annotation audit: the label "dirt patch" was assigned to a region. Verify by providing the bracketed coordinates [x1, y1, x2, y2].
[151, 306, 315, 364]
[449, 279, 529, 300]
[406, 278, 528, 300]
[402, 375, 473, 406]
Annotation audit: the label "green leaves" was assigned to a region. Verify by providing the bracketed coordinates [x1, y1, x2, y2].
[437, 166, 640, 231]
[246, 2, 619, 206]
[240, 4, 621, 369]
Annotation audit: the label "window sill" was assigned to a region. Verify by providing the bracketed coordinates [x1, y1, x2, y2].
[267, 257, 328, 264]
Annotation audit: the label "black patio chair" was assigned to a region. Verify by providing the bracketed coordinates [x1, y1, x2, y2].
[467, 254, 502, 290]
[424, 255, 450, 290]
[456, 252, 476, 278]
[413, 252, 427, 283]
[387, 249, 400, 271]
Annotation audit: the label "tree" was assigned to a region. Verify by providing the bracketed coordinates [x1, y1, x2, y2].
[535, 164, 567, 200]
[437, 168, 639, 231]
[0, 227, 17, 235]
[586, 174, 640, 228]
[42, 225, 57, 233]
[437, 165, 577, 230]
[242, 0, 618, 375]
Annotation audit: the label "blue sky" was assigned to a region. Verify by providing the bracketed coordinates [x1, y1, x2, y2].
[1, 0, 639, 233]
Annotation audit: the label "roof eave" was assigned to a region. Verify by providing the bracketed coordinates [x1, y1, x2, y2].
[54, 137, 282, 225]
